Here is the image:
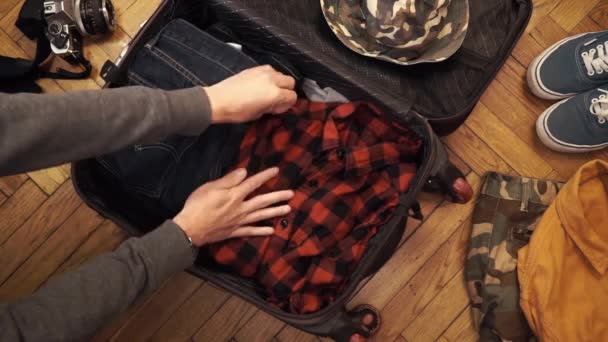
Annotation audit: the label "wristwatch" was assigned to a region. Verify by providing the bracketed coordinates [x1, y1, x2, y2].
[181, 231, 199, 259]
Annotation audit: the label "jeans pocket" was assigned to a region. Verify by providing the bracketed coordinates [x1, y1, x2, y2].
[128, 45, 203, 90]
[98, 136, 197, 198]
[127, 70, 157, 88]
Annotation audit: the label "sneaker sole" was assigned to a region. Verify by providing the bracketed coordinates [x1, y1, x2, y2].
[536, 100, 608, 153]
[527, 33, 589, 100]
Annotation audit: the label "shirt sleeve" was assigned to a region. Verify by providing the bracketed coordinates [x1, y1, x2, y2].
[0, 220, 195, 342]
[0, 86, 212, 176]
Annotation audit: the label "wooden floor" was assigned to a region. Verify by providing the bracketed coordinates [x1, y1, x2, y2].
[1, 0, 607, 341]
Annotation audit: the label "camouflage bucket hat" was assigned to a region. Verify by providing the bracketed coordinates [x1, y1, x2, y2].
[320, 0, 469, 65]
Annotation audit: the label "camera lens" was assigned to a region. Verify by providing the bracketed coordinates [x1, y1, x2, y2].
[49, 22, 63, 35]
[75, 0, 116, 35]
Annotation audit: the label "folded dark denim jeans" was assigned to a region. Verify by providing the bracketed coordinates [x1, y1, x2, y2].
[205, 22, 304, 86]
[98, 19, 263, 214]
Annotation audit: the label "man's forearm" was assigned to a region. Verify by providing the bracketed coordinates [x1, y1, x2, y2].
[0, 220, 194, 341]
[0, 86, 211, 176]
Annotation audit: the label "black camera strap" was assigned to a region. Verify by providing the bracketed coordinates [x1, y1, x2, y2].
[0, 0, 92, 93]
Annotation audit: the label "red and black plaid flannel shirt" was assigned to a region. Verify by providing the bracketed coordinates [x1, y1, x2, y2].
[207, 100, 422, 313]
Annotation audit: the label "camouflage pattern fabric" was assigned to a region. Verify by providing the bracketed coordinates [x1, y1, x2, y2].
[466, 172, 564, 342]
[320, 0, 469, 65]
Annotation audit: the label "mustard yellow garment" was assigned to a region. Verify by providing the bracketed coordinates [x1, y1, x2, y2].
[518, 160, 608, 341]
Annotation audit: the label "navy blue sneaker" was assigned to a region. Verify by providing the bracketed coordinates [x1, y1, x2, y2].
[536, 87, 608, 153]
[527, 31, 608, 100]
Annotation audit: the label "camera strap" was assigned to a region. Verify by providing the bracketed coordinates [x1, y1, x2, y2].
[0, 0, 92, 93]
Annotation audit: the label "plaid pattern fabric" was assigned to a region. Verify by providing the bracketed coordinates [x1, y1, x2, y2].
[207, 100, 422, 313]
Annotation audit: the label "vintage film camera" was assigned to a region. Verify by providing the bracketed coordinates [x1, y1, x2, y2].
[43, 0, 116, 64]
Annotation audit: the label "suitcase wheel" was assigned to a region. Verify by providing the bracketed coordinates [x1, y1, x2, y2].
[424, 162, 473, 204]
[330, 304, 381, 342]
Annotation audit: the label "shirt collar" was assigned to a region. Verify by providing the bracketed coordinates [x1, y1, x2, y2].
[556, 160, 608, 275]
[315, 101, 421, 173]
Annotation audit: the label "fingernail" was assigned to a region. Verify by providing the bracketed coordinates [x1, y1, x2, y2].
[235, 168, 247, 178]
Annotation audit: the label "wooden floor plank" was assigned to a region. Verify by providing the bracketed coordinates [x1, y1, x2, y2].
[530, 17, 569, 50]
[0, 182, 81, 285]
[479, 84, 592, 178]
[26, 166, 71, 196]
[0, 205, 103, 301]
[235, 310, 286, 342]
[91, 274, 196, 342]
[95, 26, 132, 61]
[401, 269, 469, 342]
[495, 57, 553, 117]
[0, 181, 47, 246]
[117, 0, 162, 37]
[151, 282, 231, 341]
[400, 191, 445, 244]
[191, 295, 258, 342]
[526, 0, 563, 33]
[113, 0, 138, 18]
[549, 0, 600, 33]
[443, 125, 514, 176]
[511, 33, 546, 68]
[0, 24, 27, 57]
[373, 217, 471, 342]
[440, 307, 478, 342]
[447, 147, 472, 176]
[0, 0, 24, 41]
[276, 325, 321, 342]
[0, 0, 22, 24]
[589, 1, 608, 28]
[570, 15, 603, 36]
[92, 305, 146, 342]
[0, 174, 28, 197]
[111, 272, 204, 341]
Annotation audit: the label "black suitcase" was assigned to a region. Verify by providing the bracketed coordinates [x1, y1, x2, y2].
[195, 0, 533, 136]
[73, 0, 531, 340]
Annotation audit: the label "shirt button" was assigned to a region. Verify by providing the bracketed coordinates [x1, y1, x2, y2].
[308, 179, 319, 187]
[280, 219, 289, 228]
[337, 148, 346, 160]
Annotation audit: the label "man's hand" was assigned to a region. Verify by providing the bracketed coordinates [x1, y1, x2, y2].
[205, 65, 297, 124]
[173, 167, 293, 246]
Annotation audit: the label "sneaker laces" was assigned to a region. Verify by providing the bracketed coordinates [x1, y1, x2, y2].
[582, 40, 608, 76]
[589, 88, 608, 124]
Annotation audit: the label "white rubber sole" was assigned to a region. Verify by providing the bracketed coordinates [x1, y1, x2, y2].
[526, 33, 589, 100]
[536, 100, 608, 153]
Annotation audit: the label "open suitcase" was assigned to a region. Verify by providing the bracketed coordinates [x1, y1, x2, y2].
[72, 0, 532, 340]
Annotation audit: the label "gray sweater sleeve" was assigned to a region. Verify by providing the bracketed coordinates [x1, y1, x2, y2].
[0, 220, 195, 341]
[0, 86, 212, 176]
[0, 87, 210, 341]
